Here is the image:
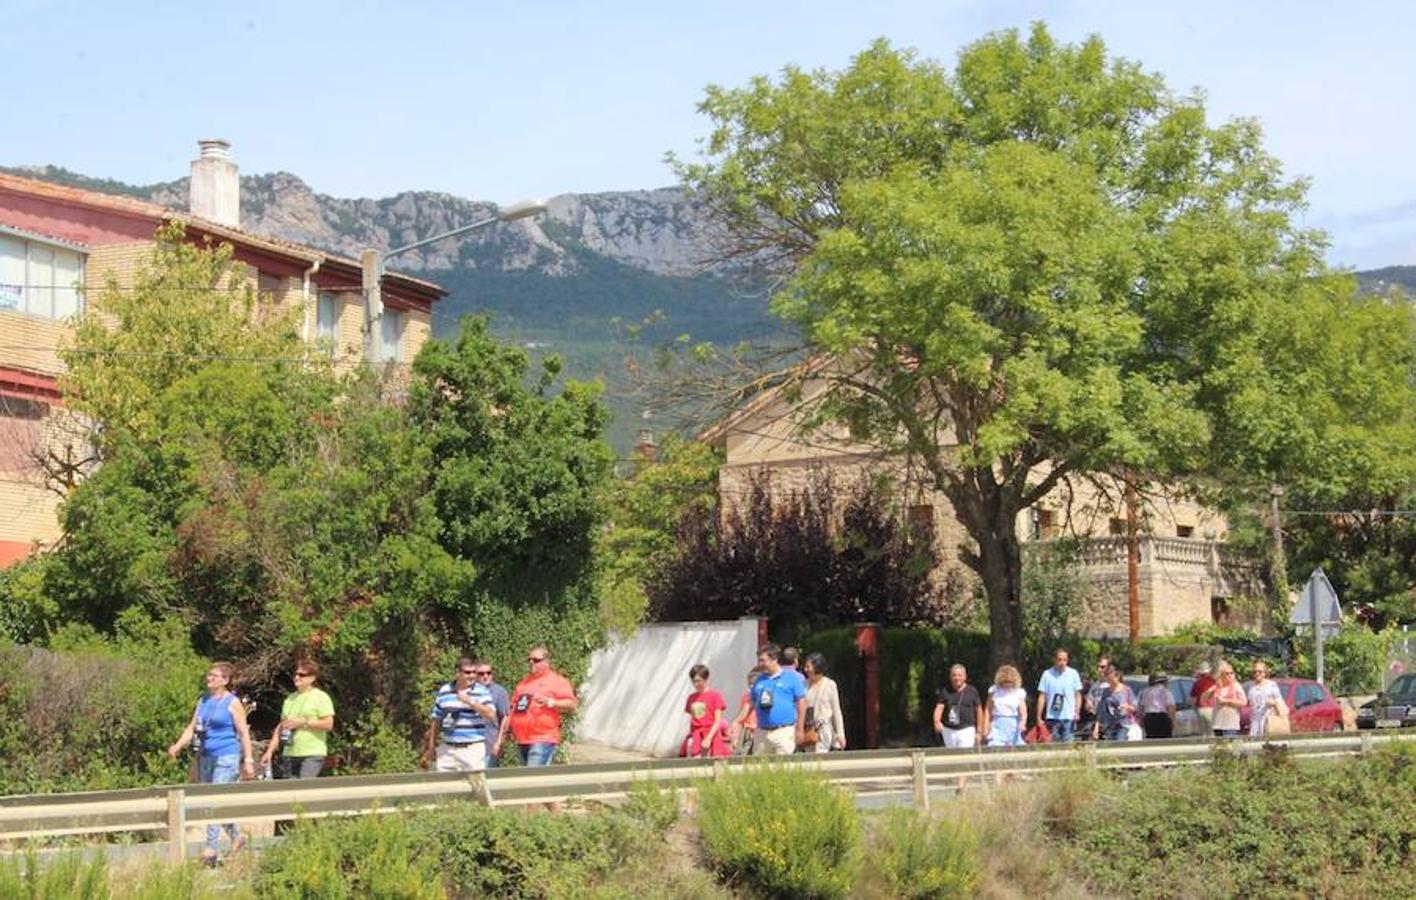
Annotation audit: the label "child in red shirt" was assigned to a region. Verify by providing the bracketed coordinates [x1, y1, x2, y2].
[680, 664, 730, 758]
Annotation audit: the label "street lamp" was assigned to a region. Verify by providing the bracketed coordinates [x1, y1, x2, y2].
[360, 199, 548, 362]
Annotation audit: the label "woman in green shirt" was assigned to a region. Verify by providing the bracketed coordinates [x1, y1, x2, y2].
[259, 659, 335, 779]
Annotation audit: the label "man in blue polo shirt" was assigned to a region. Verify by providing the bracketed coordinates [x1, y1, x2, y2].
[1036, 648, 1084, 742]
[421, 656, 498, 771]
[751, 643, 807, 755]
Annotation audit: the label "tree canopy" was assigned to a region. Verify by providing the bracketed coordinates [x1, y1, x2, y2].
[677, 24, 1416, 666]
[6, 227, 615, 768]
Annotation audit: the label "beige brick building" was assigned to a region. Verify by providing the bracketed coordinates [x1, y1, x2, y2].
[0, 143, 445, 565]
[702, 366, 1261, 638]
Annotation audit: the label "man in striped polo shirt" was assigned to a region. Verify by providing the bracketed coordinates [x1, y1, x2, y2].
[421, 656, 499, 772]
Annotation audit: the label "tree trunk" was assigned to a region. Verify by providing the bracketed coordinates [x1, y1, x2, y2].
[948, 472, 1026, 673]
[976, 519, 1025, 672]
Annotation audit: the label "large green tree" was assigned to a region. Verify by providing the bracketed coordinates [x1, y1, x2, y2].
[677, 25, 1415, 668]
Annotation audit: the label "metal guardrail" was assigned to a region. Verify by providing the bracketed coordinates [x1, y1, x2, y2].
[1, 730, 1411, 860]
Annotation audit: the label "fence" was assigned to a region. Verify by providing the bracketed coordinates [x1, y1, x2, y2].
[1, 730, 1411, 860]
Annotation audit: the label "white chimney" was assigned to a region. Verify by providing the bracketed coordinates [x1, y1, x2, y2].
[188, 139, 240, 228]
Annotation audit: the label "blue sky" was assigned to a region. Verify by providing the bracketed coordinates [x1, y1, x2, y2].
[3, 1, 1412, 269]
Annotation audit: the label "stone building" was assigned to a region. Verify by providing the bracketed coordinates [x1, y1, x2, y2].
[0, 141, 446, 565]
[701, 366, 1262, 637]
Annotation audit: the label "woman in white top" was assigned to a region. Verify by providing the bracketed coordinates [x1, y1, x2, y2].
[985, 665, 1027, 747]
[1246, 662, 1288, 737]
[1139, 672, 1177, 738]
[802, 652, 845, 752]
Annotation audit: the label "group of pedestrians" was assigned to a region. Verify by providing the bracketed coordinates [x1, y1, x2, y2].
[929, 649, 1291, 749]
[168, 645, 579, 864]
[678, 643, 847, 758]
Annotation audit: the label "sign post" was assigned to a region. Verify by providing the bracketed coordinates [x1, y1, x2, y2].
[1292, 568, 1342, 684]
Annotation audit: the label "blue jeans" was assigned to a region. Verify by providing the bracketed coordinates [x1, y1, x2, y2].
[198, 753, 241, 854]
[519, 742, 557, 766]
[1214, 728, 1240, 738]
[1046, 719, 1076, 743]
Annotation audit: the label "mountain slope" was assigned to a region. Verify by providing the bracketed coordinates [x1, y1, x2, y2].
[1, 164, 781, 448]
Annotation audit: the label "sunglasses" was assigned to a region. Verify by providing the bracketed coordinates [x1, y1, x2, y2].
[459, 669, 476, 675]
[528, 656, 547, 663]
[294, 671, 313, 678]
[473, 669, 492, 676]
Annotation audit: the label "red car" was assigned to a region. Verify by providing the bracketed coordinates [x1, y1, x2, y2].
[1239, 678, 1343, 733]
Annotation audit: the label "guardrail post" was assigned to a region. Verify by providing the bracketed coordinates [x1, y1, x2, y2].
[166, 789, 186, 862]
[713, 759, 728, 781]
[910, 751, 929, 812]
[1360, 732, 1373, 755]
[469, 774, 493, 807]
[1081, 743, 1098, 770]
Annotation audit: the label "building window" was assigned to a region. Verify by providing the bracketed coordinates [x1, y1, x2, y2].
[0, 233, 85, 320]
[1176, 524, 1195, 538]
[380, 310, 405, 362]
[316, 292, 338, 342]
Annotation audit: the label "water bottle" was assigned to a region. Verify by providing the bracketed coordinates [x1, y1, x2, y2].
[192, 721, 206, 755]
[279, 727, 293, 748]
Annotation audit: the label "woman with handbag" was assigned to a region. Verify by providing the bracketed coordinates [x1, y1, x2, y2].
[1247, 662, 1289, 737]
[802, 652, 845, 752]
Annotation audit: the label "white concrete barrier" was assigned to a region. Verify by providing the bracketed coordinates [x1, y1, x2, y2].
[575, 618, 762, 756]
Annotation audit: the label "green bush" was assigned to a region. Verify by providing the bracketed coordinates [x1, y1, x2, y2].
[622, 778, 681, 833]
[697, 764, 860, 899]
[256, 811, 444, 899]
[1061, 743, 1416, 898]
[867, 807, 978, 899]
[0, 613, 205, 794]
[0, 850, 107, 900]
[258, 800, 667, 899]
[0, 851, 223, 900]
[1292, 622, 1400, 694]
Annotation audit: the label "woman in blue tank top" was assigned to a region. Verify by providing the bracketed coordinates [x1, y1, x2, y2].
[168, 661, 256, 864]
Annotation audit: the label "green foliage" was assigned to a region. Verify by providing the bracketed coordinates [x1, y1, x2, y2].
[0, 555, 59, 643]
[1292, 621, 1401, 694]
[600, 436, 721, 635]
[1063, 744, 1416, 898]
[696, 764, 861, 899]
[677, 25, 1414, 670]
[622, 777, 682, 833]
[0, 850, 107, 900]
[9, 230, 616, 789]
[866, 808, 978, 899]
[0, 613, 204, 793]
[1020, 540, 1088, 664]
[255, 810, 444, 899]
[257, 800, 668, 900]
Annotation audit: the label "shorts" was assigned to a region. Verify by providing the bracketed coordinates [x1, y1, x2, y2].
[1046, 718, 1076, 743]
[939, 726, 976, 749]
[436, 742, 487, 772]
[519, 742, 557, 767]
[752, 726, 797, 756]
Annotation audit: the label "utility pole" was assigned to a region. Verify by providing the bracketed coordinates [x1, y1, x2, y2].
[1125, 471, 1140, 647]
[1269, 485, 1289, 619]
[361, 249, 382, 364]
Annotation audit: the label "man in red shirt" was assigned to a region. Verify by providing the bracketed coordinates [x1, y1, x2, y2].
[508, 645, 578, 767]
[1190, 661, 1217, 730]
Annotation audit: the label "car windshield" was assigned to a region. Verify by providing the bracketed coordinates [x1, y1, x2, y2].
[1385, 674, 1416, 701]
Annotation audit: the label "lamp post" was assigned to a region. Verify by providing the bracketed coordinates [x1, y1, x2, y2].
[361, 199, 547, 363]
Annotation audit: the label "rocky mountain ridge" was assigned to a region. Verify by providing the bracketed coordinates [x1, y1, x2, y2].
[3, 165, 720, 279]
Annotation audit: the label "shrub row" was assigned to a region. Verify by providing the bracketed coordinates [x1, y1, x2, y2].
[255, 782, 678, 899]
